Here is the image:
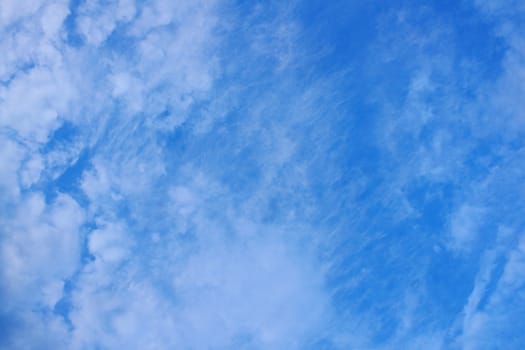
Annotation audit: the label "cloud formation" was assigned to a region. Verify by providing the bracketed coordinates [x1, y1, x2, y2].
[1, 0, 525, 349]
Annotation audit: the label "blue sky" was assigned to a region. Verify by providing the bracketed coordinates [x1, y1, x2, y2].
[1, 0, 525, 349]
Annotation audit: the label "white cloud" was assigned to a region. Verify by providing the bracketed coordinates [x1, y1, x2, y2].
[0, 0, 47, 28]
[1, 192, 84, 309]
[77, 0, 136, 46]
[0, 0, 69, 77]
[40, 1, 70, 38]
[449, 205, 486, 251]
[471, 0, 525, 133]
[0, 136, 25, 199]
[0, 0, 75, 145]
[172, 234, 329, 348]
[459, 231, 525, 349]
[473, 0, 525, 15]
[88, 221, 131, 264]
[0, 66, 73, 142]
[19, 153, 44, 187]
[68, 215, 329, 349]
[70, 275, 180, 349]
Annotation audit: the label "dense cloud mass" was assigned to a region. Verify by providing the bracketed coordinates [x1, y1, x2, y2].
[1, 0, 525, 349]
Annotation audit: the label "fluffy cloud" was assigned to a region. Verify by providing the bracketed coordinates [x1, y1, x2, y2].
[1, 193, 84, 305]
